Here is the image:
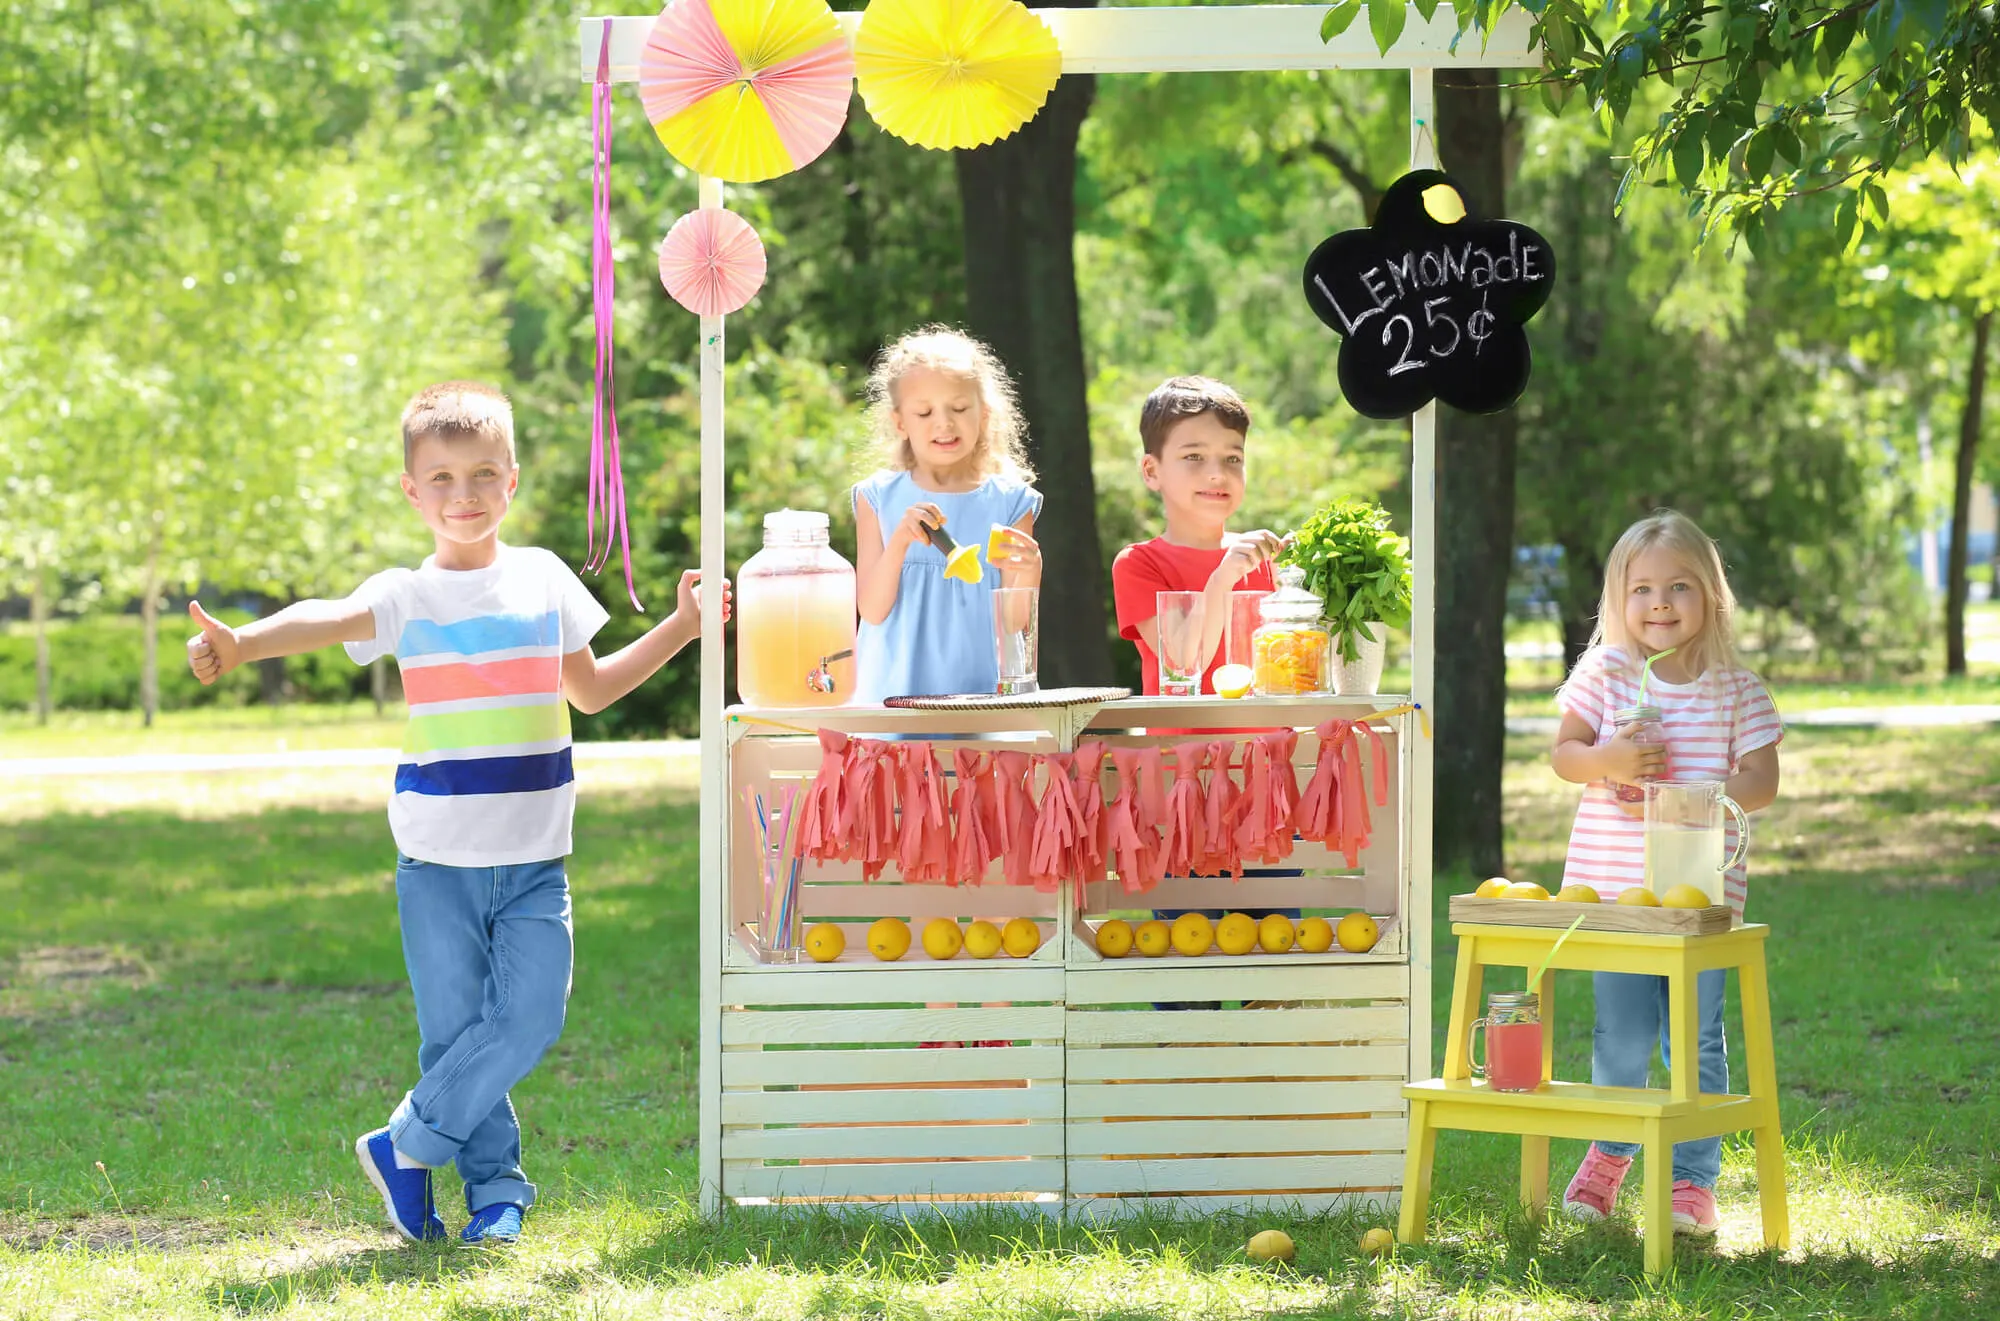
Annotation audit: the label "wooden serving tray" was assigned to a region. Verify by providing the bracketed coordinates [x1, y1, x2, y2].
[1449, 894, 1734, 936]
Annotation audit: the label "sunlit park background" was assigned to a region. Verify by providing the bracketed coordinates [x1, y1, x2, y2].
[4, 0, 2000, 1316]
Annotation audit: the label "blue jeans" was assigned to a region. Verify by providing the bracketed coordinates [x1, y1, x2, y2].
[1590, 968, 1727, 1188]
[388, 854, 573, 1212]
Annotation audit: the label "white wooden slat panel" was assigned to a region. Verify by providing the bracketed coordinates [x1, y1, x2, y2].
[1066, 962, 1408, 1006]
[1063, 1044, 1406, 1082]
[581, 8, 1537, 83]
[724, 1046, 1065, 1087]
[723, 967, 1064, 1007]
[1067, 1192, 1393, 1219]
[725, 1159, 1067, 1200]
[722, 1006, 1062, 1045]
[1083, 875, 1365, 914]
[1066, 1153, 1408, 1196]
[1064, 1006, 1408, 1046]
[1066, 1117, 1407, 1157]
[1067, 1079, 1405, 1119]
[724, 1123, 1062, 1161]
[723, 1086, 1064, 1125]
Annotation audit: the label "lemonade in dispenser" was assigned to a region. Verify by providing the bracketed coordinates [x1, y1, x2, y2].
[1251, 564, 1332, 696]
[735, 509, 856, 708]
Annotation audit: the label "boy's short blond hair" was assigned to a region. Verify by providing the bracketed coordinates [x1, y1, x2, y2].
[1139, 376, 1251, 457]
[400, 381, 516, 471]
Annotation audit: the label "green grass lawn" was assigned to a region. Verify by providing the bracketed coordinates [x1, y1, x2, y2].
[2, 728, 1998, 1318]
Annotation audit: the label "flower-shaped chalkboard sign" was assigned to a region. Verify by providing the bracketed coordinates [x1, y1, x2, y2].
[1303, 169, 1555, 419]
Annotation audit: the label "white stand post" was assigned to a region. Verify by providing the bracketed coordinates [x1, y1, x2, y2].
[1406, 68, 1438, 1084]
[696, 172, 727, 1214]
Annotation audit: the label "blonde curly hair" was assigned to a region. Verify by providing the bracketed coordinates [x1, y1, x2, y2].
[864, 326, 1034, 482]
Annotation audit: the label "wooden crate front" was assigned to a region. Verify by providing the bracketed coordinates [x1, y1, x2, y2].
[720, 964, 1066, 1205]
[1063, 961, 1409, 1214]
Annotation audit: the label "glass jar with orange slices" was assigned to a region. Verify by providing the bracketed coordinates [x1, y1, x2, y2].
[1250, 564, 1332, 696]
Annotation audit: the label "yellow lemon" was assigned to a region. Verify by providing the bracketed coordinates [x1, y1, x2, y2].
[1246, 1228, 1296, 1263]
[1501, 881, 1551, 901]
[1001, 917, 1041, 958]
[804, 922, 845, 963]
[1212, 664, 1255, 700]
[962, 919, 1003, 959]
[921, 918, 963, 960]
[1474, 876, 1512, 899]
[1134, 919, 1172, 957]
[867, 917, 911, 962]
[1661, 884, 1713, 909]
[1215, 911, 1259, 956]
[1258, 913, 1296, 954]
[1421, 183, 1467, 223]
[1359, 1226, 1395, 1257]
[1615, 887, 1661, 907]
[1335, 911, 1380, 953]
[1296, 916, 1335, 953]
[1169, 912, 1214, 957]
[1554, 884, 1602, 904]
[1094, 918, 1135, 958]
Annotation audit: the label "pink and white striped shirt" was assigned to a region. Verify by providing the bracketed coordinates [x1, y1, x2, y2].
[1557, 646, 1783, 913]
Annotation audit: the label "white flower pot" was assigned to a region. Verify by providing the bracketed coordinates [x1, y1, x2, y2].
[1331, 622, 1387, 695]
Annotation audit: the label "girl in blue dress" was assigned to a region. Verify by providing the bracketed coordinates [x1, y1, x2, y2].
[853, 326, 1043, 703]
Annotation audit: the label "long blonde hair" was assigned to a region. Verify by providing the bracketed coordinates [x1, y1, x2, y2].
[864, 326, 1034, 482]
[1587, 508, 1742, 682]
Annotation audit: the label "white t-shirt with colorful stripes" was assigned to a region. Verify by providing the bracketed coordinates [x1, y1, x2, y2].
[1556, 645, 1783, 913]
[345, 545, 609, 867]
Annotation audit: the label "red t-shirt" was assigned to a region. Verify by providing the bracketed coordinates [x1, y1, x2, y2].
[1111, 538, 1277, 696]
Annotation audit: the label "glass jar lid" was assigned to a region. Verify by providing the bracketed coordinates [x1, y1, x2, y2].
[1258, 563, 1325, 626]
[762, 508, 830, 545]
[1612, 703, 1663, 724]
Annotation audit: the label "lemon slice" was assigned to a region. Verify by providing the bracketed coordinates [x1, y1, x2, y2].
[1213, 663, 1254, 699]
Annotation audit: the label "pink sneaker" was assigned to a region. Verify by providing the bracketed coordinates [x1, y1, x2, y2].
[1562, 1146, 1633, 1222]
[1672, 1181, 1719, 1236]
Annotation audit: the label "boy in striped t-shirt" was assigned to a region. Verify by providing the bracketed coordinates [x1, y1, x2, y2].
[1549, 510, 1781, 1238]
[185, 382, 725, 1245]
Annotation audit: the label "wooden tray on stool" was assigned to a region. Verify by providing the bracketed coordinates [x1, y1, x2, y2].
[1449, 894, 1734, 936]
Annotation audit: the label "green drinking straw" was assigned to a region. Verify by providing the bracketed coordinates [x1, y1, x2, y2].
[1527, 914, 1588, 992]
[1638, 646, 1677, 703]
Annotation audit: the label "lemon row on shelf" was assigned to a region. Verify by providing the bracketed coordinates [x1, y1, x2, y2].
[1472, 876, 1714, 909]
[808, 916, 1045, 963]
[1092, 910, 1379, 958]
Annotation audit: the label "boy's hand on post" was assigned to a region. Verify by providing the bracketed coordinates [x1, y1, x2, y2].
[185, 600, 241, 685]
[1211, 529, 1287, 589]
[892, 502, 945, 551]
[673, 570, 731, 634]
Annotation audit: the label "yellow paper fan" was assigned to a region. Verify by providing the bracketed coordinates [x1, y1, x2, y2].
[854, 0, 1063, 151]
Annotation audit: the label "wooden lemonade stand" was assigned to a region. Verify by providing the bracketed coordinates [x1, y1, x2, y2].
[579, 4, 1544, 1215]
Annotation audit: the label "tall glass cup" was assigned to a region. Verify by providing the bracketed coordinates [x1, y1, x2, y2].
[992, 587, 1039, 695]
[1156, 590, 1205, 696]
[1226, 590, 1267, 670]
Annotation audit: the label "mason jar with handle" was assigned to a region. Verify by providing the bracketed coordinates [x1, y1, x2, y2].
[1609, 702, 1666, 805]
[735, 509, 856, 709]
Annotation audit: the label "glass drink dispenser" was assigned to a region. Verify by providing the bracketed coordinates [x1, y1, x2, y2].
[735, 509, 856, 708]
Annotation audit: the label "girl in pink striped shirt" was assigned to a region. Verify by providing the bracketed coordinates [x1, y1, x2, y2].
[1549, 510, 1783, 1237]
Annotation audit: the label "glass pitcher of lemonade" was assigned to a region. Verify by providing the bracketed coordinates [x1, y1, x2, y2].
[736, 509, 856, 709]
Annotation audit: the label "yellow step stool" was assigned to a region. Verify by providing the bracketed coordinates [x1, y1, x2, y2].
[1399, 920, 1789, 1276]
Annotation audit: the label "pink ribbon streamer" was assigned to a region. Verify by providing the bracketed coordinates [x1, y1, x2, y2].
[590, 20, 643, 612]
[948, 748, 998, 886]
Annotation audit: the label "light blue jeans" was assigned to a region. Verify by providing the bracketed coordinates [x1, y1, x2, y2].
[387, 854, 573, 1212]
[1590, 968, 1728, 1188]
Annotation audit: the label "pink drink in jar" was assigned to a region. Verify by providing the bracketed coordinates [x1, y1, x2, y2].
[1470, 991, 1543, 1093]
[1611, 703, 1665, 805]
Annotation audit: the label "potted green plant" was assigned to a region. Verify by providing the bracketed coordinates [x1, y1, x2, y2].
[1278, 498, 1413, 695]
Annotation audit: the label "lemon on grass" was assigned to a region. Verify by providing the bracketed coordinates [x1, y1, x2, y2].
[1554, 884, 1601, 903]
[1359, 1226, 1395, 1257]
[1094, 918, 1135, 958]
[963, 919, 1004, 958]
[867, 917, 912, 961]
[1296, 916, 1335, 953]
[1169, 912, 1214, 957]
[921, 918, 963, 960]
[1246, 1228, 1296, 1262]
[1134, 919, 1172, 957]
[1001, 917, 1042, 958]
[1212, 663, 1255, 700]
[1215, 912, 1259, 956]
[1474, 877, 1512, 899]
[804, 922, 845, 963]
[1258, 913, 1296, 954]
[1660, 884, 1713, 909]
[1501, 881, 1550, 901]
[1615, 887, 1661, 907]
[1335, 911, 1380, 952]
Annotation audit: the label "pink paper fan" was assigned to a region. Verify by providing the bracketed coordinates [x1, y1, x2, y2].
[657, 207, 768, 317]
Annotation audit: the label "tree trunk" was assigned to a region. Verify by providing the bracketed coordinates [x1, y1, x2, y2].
[1946, 309, 1990, 677]
[30, 563, 52, 725]
[1432, 69, 1517, 878]
[1989, 483, 1999, 595]
[140, 547, 162, 729]
[954, 40, 1109, 687]
[1556, 536, 1602, 675]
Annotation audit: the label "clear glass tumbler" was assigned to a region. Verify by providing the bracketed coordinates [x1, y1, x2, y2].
[1156, 590, 1205, 696]
[992, 586, 1039, 695]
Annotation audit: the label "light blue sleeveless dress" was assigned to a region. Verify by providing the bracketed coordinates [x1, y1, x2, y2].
[852, 469, 1042, 704]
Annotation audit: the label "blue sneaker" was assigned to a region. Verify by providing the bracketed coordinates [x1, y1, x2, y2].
[354, 1128, 447, 1243]
[462, 1202, 524, 1245]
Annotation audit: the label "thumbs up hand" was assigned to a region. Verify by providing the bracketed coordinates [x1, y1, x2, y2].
[185, 600, 241, 685]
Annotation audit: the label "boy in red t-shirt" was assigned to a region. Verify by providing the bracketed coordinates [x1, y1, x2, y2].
[1112, 375, 1286, 689]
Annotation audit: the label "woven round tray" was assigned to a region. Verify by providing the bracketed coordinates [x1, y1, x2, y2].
[882, 685, 1131, 711]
